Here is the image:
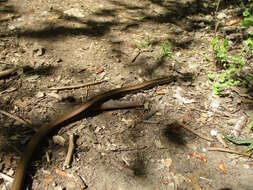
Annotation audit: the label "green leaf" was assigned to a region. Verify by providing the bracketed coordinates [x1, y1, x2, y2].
[247, 38, 253, 50]
[242, 17, 253, 27]
[204, 53, 211, 61]
[223, 38, 228, 47]
[248, 119, 253, 129]
[208, 72, 215, 81]
[243, 8, 250, 17]
[225, 136, 253, 152]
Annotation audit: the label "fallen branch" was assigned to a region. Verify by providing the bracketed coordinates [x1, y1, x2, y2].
[49, 80, 107, 91]
[0, 68, 17, 78]
[63, 133, 75, 169]
[207, 147, 250, 157]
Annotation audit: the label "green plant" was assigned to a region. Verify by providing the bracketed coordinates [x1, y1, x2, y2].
[208, 72, 215, 81]
[212, 36, 228, 65]
[247, 37, 253, 49]
[241, 5, 253, 27]
[243, 74, 253, 87]
[248, 119, 253, 129]
[161, 42, 172, 58]
[204, 53, 212, 61]
[136, 35, 151, 49]
[243, 8, 250, 17]
[209, 36, 249, 95]
[211, 65, 241, 95]
[139, 15, 147, 21]
[205, 4, 253, 95]
[231, 54, 244, 68]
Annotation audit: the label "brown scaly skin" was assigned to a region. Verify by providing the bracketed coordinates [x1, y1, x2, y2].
[11, 76, 176, 190]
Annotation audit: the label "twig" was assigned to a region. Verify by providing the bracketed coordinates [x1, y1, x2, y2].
[142, 120, 159, 124]
[63, 133, 75, 169]
[216, 133, 228, 148]
[207, 147, 250, 157]
[0, 110, 31, 125]
[179, 122, 214, 142]
[0, 68, 17, 78]
[0, 172, 13, 183]
[0, 87, 17, 95]
[215, 0, 222, 13]
[49, 80, 107, 91]
[45, 151, 51, 163]
[131, 49, 150, 63]
[212, 0, 221, 66]
[111, 146, 148, 152]
[72, 173, 88, 189]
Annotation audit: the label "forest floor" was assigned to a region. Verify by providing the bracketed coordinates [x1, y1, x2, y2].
[1, 0, 253, 189]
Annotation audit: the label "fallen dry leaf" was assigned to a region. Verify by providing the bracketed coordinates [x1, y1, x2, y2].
[226, 17, 242, 26]
[188, 151, 207, 163]
[156, 88, 166, 95]
[94, 66, 104, 74]
[55, 168, 68, 178]
[163, 158, 173, 168]
[218, 162, 227, 174]
[43, 174, 53, 185]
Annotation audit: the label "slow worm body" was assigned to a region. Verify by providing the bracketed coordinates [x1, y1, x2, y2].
[11, 76, 175, 190]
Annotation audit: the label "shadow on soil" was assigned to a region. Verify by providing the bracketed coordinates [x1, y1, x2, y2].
[1, 0, 237, 38]
[0, 65, 57, 153]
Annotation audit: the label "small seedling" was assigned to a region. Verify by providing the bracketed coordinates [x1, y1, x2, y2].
[246, 37, 253, 50]
[161, 42, 172, 58]
[241, 6, 253, 27]
[139, 15, 147, 21]
[210, 65, 241, 95]
[212, 36, 228, 66]
[231, 54, 244, 68]
[208, 72, 215, 81]
[208, 32, 253, 95]
[204, 53, 211, 61]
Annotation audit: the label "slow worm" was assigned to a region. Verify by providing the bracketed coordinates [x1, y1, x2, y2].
[11, 76, 176, 190]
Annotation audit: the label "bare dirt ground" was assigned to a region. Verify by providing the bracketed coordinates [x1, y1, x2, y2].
[1, 0, 253, 189]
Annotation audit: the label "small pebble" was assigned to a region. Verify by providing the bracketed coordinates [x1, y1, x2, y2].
[210, 129, 217, 137]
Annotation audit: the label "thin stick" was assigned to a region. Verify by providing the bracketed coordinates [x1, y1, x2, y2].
[72, 173, 88, 189]
[207, 147, 250, 157]
[0, 110, 31, 125]
[111, 146, 148, 152]
[215, 0, 222, 13]
[132, 49, 150, 63]
[0, 172, 13, 183]
[0, 68, 17, 78]
[179, 122, 214, 142]
[63, 133, 75, 169]
[49, 80, 107, 91]
[212, 0, 221, 66]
